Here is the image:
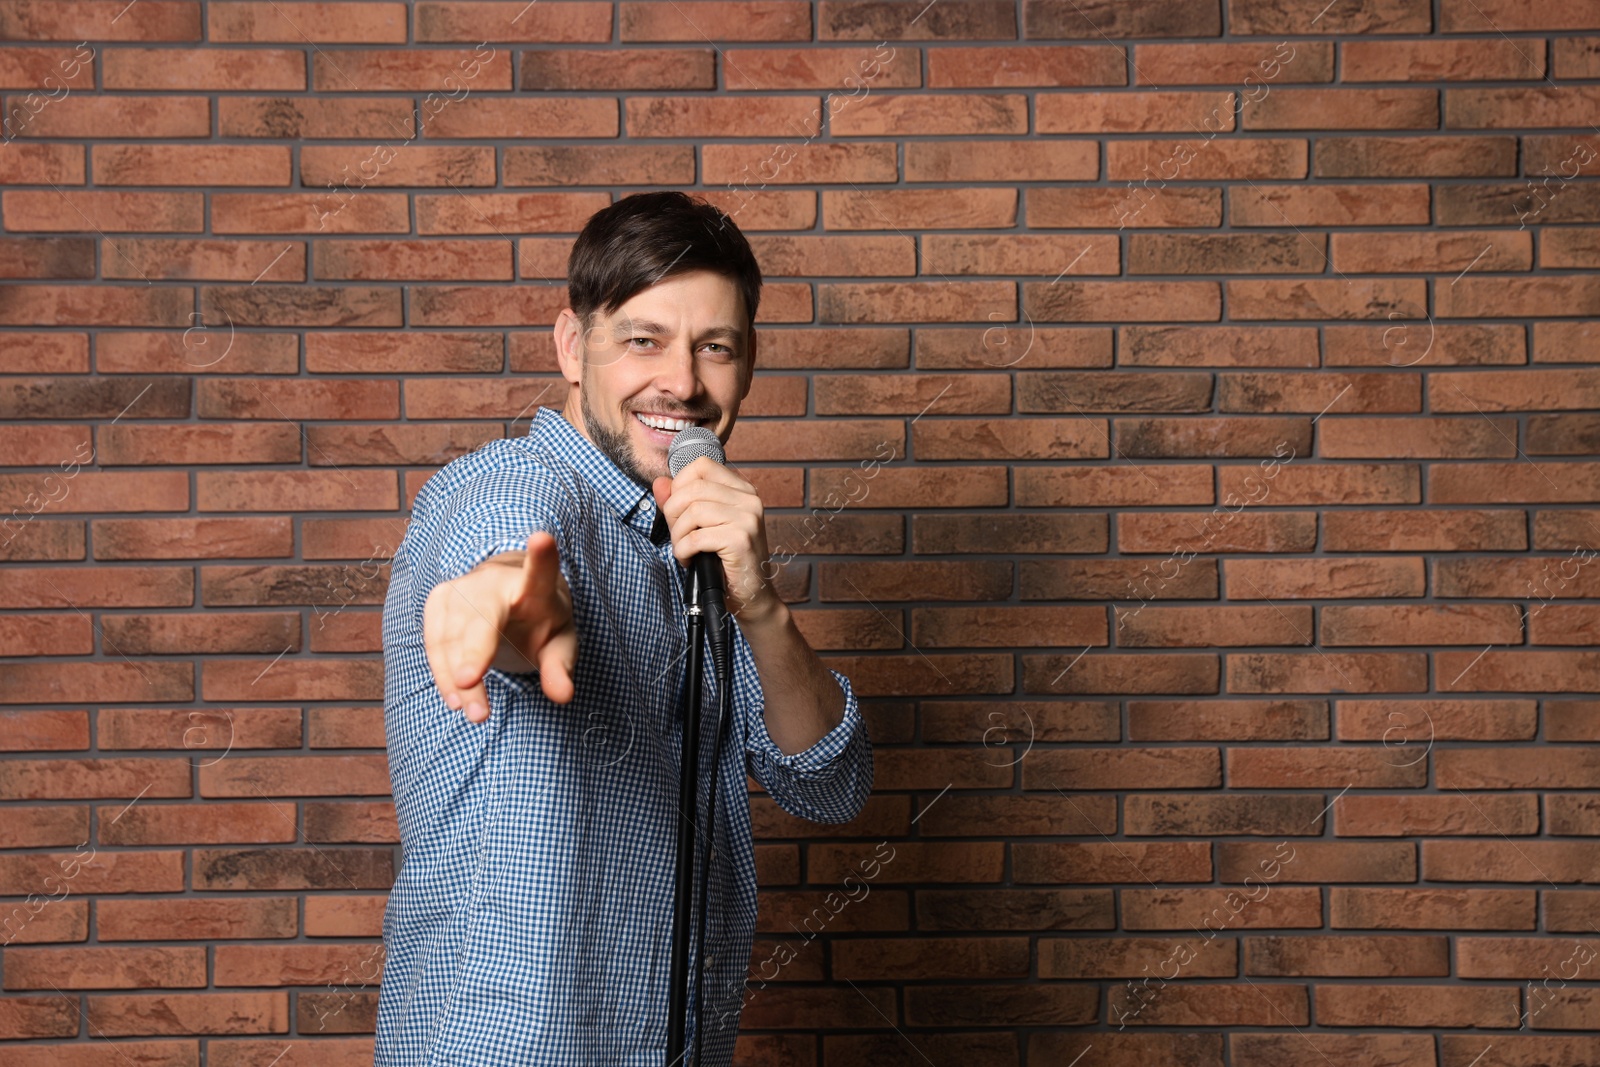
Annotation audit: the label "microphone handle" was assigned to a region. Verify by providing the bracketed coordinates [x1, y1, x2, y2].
[687, 551, 725, 616]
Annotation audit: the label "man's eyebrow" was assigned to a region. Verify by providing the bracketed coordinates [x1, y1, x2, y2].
[612, 320, 743, 342]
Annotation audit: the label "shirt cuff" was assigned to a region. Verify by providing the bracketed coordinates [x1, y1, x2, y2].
[745, 667, 863, 778]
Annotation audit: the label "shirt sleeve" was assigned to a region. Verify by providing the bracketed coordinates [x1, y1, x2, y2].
[734, 617, 873, 825]
[407, 451, 576, 637]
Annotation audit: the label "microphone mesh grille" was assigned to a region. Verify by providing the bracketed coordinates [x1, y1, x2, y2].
[667, 425, 725, 477]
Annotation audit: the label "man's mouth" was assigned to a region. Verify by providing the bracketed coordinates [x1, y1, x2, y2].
[634, 411, 710, 440]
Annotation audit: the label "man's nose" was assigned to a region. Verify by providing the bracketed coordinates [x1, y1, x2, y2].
[656, 341, 700, 399]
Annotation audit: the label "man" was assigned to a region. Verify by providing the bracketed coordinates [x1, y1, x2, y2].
[377, 191, 874, 1066]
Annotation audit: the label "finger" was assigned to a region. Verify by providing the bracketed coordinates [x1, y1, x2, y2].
[513, 530, 556, 607]
[660, 474, 752, 528]
[447, 637, 490, 723]
[685, 455, 753, 493]
[446, 597, 504, 723]
[539, 621, 578, 704]
[421, 591, 462, 712]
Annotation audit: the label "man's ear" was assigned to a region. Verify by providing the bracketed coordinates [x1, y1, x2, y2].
[553, 309, 584, 387]
[741, 327, 756, 400]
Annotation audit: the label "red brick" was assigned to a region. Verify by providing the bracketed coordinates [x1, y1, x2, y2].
[0, 994, 77, 1036]
[915, 139, 1100, 181]
[629, 95, 823, 138]
[304, 895, 387, 938]
[209, 2, 406, 42]
[1041, 936, 1236, 979]
[1022, 1, 1220, 38]
[0, 333, 87, 372]
[1338, 698, 1536, 742]
[214, 191, 412, 233]
[195, 288, 395, 332]
[825, 278, 1011, 323]
[1343, 322, 1527, 367]
[194, 470, 396, 513]
[1114, 137, 1310, 185]
[748, 235, 915, 275]
[98, 803, 295, 847]
[94, 146, 290, 187]
[0, 563, 195, 610]
[95, 425, 300, 469]
[89, 992, 288, 1036]
[1431, 369, 1600, 413]
[303, 801, 398, 843]
[1127, 700, 1328, 742]
[1217, 841, 1415, 883]
[1122, 886, 1321, 930]
[521, 47, 713, 90]
[1036, 185, 1223, 229]
[97, 334, 300, 375]
[413, 0, 606, 39]
[0, 850, 183, 897]
[0, 708, 88, 749]
[823, 188, 1017, 232]
[1447, 86, 1600, 128]
[99, 897, 296, 941]
[6, 95, 209, 137]
[201, 755, 392, 796]
[0, 2, 200, 40]
[1019, 843, 1211, 890]
[1344, 39, 1544, 80]
[1316, 135, 1518, 177]
[198, 378, 397, 421]
[208, 1039, 374, 1066]
[1133, 41, 1333, 84]
[1331, 230, 1529, 273]
[632, 0, 811, 40]
[1244, 88, 1437, 129]
[1230, 183, 1430, 226]
[0, 607, 90, 659]
[1331, 887, 1534, 930]
[413, 192, 613, 236]
[1230, 0, 1429, 33]
[199, 658, 383, 703]
[219, 96, 415, 139]
[433, 98, 621, 140]
[1335, 794, 1537, 837]
[1037, 91, 1234, 133]
[103, 47, 305, 90]
[3, 946, 206, 990]
[305, 710, 384, 751]
[94, 517, 294, 560]
[4, 192, 204, 234]
[0, 236, 94, 279]
[505, 144, 694, 187]
[311, 47, 509, 92]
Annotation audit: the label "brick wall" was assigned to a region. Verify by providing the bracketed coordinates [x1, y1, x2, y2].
[2, 0, 1599, 1063]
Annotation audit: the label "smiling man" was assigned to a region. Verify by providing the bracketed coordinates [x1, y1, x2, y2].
[377, 191, 873, 1067]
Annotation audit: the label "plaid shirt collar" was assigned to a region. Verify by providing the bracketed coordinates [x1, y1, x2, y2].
[529, 405, 670, 545]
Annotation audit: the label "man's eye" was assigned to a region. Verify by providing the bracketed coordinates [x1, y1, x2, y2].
[629, 337, 656, 348]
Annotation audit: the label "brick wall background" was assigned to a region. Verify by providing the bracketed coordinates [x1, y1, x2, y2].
[3, 0, 1599, 1063]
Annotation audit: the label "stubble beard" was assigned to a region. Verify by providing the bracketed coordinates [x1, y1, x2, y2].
[578, 362, 663, 490]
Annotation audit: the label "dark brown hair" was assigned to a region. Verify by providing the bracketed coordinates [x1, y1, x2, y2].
[566, 191, 763, 359]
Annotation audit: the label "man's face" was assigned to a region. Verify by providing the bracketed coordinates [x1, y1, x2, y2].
[556, 268, 754, 488]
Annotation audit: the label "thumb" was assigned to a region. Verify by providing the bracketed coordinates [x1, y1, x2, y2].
[652, 475, 672, 512]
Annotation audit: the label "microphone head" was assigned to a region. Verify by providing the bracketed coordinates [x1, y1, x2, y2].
[668, 425, 725, 477]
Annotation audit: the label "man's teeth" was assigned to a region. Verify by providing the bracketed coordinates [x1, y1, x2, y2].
[637, 412, 694, 432]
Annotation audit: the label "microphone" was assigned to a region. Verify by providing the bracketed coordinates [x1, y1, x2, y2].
[667, 426, 727, 618]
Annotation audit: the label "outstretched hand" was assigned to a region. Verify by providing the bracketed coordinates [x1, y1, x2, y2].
[422, 530, 578, 722]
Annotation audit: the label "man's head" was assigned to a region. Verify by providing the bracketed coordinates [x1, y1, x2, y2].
[554, 191, 762, 489]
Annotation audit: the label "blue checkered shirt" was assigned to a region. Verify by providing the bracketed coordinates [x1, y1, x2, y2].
[377, 405, 873, 1066]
